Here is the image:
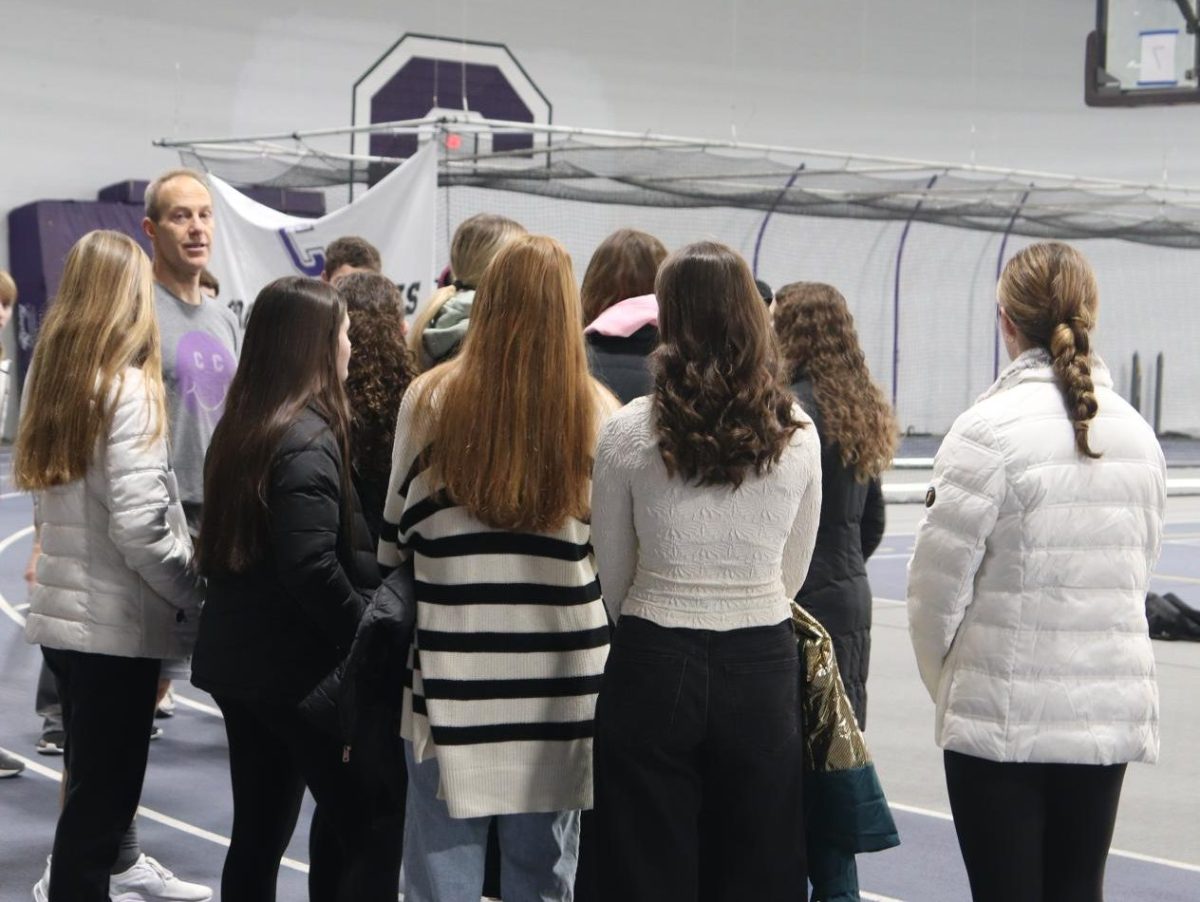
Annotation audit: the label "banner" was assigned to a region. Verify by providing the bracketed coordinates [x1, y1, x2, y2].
[206, 142, 436, 329]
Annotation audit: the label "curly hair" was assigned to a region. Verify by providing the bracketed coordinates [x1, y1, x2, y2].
[773, 283, 898, 480]
[998, 241, 1101, 459]
[652, 242, 801, 488]
[336, 272, 417, 487]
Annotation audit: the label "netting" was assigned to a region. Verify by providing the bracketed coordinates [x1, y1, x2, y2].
[168, 121, 1200, 437]
[176, 126, 1200, 250]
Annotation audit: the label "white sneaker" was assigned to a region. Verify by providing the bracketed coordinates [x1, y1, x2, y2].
[108, 854, 212, 902]
[31, 856, 49, 902]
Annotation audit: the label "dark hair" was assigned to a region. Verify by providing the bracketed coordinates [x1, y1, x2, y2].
[755, 279, 773, 305]
[198, 277, 352, 574]
[198, 268, 220, 297]
[652, 241, 801, 487]
[337, 273, 417, 490]
[774, 282, 897, 480]
[323, 236, 382, 278]
[998, 242, 1102, 459]
[580, 228, 669, 324]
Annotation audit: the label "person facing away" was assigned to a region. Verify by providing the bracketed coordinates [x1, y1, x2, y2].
[589, 240, 823, 902]
[191, 278, 400, 902]
[14, 230, 207, 902]
[322, 234, 383, 284]
[141, 168, 241, 537]
[773, 282, 897, 728]
[378, 234, 619, 902]
[581, 227, 668, 404]
[906, 241, 1165, 902]
[336, 271, 417, 543]
[407, 212, 526, 371]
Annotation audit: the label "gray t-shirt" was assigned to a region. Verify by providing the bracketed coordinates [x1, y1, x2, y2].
[155, 283, 241, 509]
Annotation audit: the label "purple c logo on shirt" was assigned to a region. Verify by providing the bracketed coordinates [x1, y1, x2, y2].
[176, 331, 236, 416]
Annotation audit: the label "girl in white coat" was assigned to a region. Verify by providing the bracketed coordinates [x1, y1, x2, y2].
[15, 230, 205, 902]
[907, 241, 1165, 902]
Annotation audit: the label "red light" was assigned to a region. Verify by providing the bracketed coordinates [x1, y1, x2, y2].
[445, 133, 463, 150]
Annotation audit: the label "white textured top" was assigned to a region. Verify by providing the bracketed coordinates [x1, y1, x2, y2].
[591, 397, 823, 631]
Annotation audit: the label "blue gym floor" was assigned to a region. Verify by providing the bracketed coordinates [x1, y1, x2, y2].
[2, 464, 1199, 900]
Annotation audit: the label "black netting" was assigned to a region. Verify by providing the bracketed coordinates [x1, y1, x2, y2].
[178, 136, 1200, 249]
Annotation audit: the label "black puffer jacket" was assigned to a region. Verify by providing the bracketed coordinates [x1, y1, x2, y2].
[192, 408, 379, 705]
[586, 324, 658, 405]
[791, 377, 885, 729]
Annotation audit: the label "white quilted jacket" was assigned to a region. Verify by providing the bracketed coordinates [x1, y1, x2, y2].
[25, 367, 203, 660]
[907, 350, 1165, 765]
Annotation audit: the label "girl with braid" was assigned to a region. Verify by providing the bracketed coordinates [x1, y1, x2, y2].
[907, 241, 1166, 902]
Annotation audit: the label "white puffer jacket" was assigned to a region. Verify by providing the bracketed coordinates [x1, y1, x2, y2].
[907, 349, 1165, 766]
[25, 367, 202, 660]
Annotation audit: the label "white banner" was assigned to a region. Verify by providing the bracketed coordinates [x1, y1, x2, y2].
[206, 142, 437, 329]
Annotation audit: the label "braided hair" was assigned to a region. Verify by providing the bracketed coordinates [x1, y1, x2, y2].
[998, 242, 1101, 459]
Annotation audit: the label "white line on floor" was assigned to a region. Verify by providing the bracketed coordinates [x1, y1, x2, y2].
[0, 524, 36, 628]
[874, 597, 906, 607]
[0, 747, 310, 875]
[890, 801, 1200, 874]
[862, 893, 905, 902]
[172, 693, 223, 718]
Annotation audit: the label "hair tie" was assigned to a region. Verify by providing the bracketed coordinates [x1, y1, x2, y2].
[453, 279, 475, 292]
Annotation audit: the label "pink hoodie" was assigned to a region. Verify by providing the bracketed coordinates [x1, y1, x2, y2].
[584, 294, 658, 338]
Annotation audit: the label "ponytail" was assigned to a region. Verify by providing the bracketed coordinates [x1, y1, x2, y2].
[1049, 319, 1100, 459]
[999, 242, 1102, 460]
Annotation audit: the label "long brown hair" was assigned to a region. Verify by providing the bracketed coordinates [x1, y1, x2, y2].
[415, 234, 606, 532]
[998, 242, 1101, 459]
[198, 277, 353, 574]
[580, 228, 668, 324]
[338, 272, 416, 488]
[408, 213, 526, 367]
[652, 241, 801, 488]
[774, 282, 898, 481]
[14, 230, 164, 490]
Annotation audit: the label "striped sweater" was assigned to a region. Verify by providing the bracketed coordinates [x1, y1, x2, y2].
[378, 384, 612, 819]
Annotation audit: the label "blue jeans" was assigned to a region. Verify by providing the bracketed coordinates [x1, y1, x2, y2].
[402, 741, 580, 902]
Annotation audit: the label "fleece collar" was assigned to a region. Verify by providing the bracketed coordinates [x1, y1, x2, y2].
[976, 347, 1113, 404]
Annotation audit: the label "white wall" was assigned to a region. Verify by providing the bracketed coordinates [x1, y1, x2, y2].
[2, 0, 1198, 432]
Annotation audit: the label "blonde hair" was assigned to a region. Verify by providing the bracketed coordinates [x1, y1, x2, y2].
[0, 270, 16, 307]
[144, 168, 209, 222]
[414, 234, 607, 532]
[14, 231, 165, 489]
[408, 213, 525, 367]
[998, 241, 1101, 459]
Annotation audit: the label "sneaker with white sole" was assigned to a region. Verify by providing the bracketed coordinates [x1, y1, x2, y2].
[108, 854, 212, 902]
[31, 856, 50, 902]
[0, 748, 24, 777]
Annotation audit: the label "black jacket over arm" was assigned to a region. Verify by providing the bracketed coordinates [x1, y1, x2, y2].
[791, 377, 885, 728]
[192, 409, 380, 705]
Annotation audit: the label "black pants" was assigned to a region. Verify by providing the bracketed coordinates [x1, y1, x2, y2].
[42, 647, 160, 902]
[214, 695, 403, 902]
[944, 750, 1127, 902]
[593, 616, 805, 902]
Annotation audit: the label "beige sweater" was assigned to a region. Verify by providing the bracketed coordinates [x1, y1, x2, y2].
[591, 397, 823, 631]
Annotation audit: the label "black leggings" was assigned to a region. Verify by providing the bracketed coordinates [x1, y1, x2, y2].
[214, 695, 402, 902]
[944, 750, 1127, 902]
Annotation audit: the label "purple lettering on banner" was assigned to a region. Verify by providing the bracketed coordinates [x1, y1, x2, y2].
[176, 331, 236, 416]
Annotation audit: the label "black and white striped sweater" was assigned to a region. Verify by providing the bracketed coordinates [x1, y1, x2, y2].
[378, 386, 611, 818]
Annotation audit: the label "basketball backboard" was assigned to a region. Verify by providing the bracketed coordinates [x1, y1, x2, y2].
[1087, 1, 1200, 106]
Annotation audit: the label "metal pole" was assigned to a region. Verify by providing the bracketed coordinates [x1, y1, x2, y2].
[892, 174, 940, 410]
[1154, 352, 1165, 435]
[1131, 351, 1143, 413]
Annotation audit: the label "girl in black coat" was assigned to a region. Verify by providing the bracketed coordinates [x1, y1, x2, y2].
[192, 277, 400, 902]
[774, 282, 898, 728]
